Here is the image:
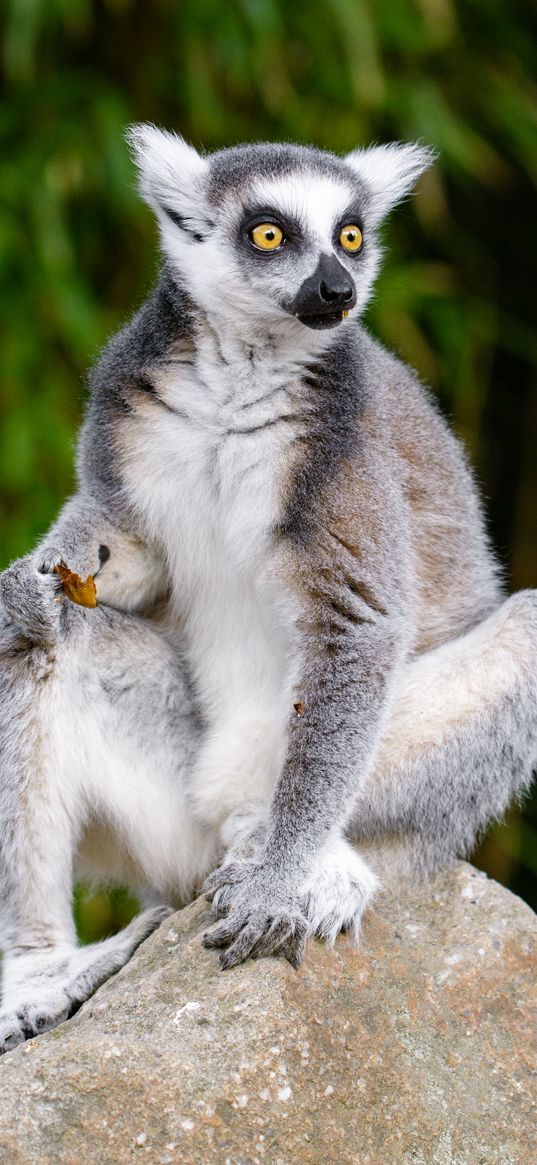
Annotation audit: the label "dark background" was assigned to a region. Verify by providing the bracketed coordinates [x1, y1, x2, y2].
[1, 0, 536, 939]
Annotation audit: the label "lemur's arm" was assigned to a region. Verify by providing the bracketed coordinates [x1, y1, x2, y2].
[0, 494, 168, 644]
[204, 461, 410, 967]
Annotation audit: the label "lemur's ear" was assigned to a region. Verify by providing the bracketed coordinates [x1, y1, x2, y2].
[127, 124, 209, 232]
[345, 142, 435, 225]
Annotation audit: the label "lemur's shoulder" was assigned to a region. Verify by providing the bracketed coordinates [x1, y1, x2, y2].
[317, 322, 481, 542]
[353, 325, 473, 478]
[89, 267, 193, 405]
[354, 325, 445, 422]
[77, 269, 193, 505]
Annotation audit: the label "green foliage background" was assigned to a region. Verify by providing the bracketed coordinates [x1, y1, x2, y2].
[1, 0, 536, 939]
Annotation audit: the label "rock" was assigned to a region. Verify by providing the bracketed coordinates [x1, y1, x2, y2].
[0, 862, 535, 1165]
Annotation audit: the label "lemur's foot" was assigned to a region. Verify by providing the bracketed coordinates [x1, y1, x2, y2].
[0, 994, 72, 1052]
[300, 836, 378, 946]
[0, 906, 170, 1055]
[203, 862, 307, 970]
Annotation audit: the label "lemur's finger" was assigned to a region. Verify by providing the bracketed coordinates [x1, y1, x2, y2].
[0, 1015, 26, 1055]
[202, 914, 246, 950]
[281, 920, 308, 969]
[211, 886, 233, 918]
[218, 910, 305, 969]
[202, 862, 246, 900]
[247, 913, 300, 961]
[218, 922, 263, 969]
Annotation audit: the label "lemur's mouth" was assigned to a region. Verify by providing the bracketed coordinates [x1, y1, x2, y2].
[296, 309, 349, 331]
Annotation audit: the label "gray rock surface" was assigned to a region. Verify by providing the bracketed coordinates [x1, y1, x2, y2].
[0, 862, 535, 1165]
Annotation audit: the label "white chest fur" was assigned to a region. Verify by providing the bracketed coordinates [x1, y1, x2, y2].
[128, 334, 308, 586]
[118, 332, 310, 824]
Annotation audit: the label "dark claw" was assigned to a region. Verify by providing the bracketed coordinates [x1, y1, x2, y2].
[211, 887, 232, 918]
[246, 916, 290, 960]
[219, 949, 238, 971]
[203, 871, 230, 902]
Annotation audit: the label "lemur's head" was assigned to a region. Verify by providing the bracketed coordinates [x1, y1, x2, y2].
[128, 126, 433, 335]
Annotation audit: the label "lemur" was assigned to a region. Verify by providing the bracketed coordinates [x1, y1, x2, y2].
[0, 127, 536, 1055]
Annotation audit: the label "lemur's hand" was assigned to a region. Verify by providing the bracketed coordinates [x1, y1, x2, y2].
[39, 543, 109, 610]
[202, 860, 307, 970]
[0, 554, 65, 642]
[38, 541, 109, 583]
[0, 542, 107, 642]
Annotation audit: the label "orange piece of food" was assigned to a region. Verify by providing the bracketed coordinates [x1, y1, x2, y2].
[53, 564, 98, 608]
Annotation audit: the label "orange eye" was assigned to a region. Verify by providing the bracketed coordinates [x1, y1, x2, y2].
[249, 223, 284, 251]
[339, 224, 363, 253]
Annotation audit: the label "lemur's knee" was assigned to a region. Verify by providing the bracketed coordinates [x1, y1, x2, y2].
[497, 589, 537, 660]
[353, 589, 537, 870]
[478, 588, 537, 705]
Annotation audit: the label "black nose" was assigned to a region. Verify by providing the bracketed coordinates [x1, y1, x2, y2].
[289, 253, 357, 329]
[319, 278, 355, 306]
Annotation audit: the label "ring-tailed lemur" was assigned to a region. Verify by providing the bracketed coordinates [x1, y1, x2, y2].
[0, 127, 536, 1054]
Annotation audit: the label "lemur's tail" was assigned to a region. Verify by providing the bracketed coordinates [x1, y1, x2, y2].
[353, 591, 537, 870]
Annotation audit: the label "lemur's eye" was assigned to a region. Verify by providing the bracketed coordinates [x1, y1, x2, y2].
[249, 223, 285, 251]
[339, 225, 363, 253]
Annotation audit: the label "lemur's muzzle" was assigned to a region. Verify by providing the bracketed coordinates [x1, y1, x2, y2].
[290, 253, 356, 330]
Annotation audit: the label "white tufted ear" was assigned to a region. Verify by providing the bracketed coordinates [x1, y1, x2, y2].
[345, 142, 435, 225]
[127, 123, 209, 227]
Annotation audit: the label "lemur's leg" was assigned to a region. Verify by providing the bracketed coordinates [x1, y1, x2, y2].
[0, 561, 208, 1054]
[353, 589, 537, 869]
[259, 591, 537, 948]
[0, 634, 170, 1051]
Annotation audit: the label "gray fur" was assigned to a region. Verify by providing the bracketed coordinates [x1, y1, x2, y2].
[206, 142, 367, 203]
[0, 130, 534, 1049]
